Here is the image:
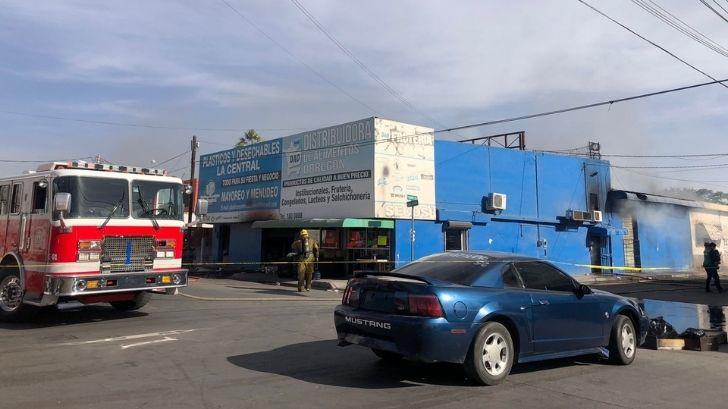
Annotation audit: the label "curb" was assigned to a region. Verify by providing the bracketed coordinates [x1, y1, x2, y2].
[311, 280, 345, 291]
[178, 292, 339, 302]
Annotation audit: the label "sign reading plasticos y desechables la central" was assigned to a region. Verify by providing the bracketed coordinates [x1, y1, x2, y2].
[198, 139, 282, 223]
[197, 117, 436, 222]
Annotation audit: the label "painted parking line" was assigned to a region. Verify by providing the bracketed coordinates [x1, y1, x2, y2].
[57, 329, 197, 346]
[120, 336, 178, 349]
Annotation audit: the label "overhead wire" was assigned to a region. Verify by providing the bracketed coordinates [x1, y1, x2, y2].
[435, 77, 727, 134]
[618, 167, 728, 187]
[5, 79, 726, 168]
[630, 0, 728, 58]
[611, 162, 728, 169]
[154, 150, 191, 167]
[700, 0, 728, 23]
[0, 156, 94, 163]
[287, 0, 449, 129]
[714, 0, 728, 16]
[429, 77, 728, 165]
[577, 0, 728, 89]
[218, 0, 381, 115]
[0, 109, 293, 132]
[3, 76, 724, 175]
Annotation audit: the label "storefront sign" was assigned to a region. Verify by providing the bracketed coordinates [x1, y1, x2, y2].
[374, 118, 436, 220]
[198, 118, 436, 222]
[198, 139, 282, 222]
[280, 118, 376, 219]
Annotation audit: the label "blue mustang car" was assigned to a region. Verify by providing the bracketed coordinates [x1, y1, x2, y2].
[334, 251, 648, 385]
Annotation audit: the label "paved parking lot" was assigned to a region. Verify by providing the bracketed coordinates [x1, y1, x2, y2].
[1, 278, 727, 409]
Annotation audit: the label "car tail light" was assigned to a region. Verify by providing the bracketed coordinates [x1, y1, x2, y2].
[342, 282, 360, 306]
[408, 294, 444, 317]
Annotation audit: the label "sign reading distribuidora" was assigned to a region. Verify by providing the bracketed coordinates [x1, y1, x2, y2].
[198, 117, 436, 222]
[279, 118, 376, 219]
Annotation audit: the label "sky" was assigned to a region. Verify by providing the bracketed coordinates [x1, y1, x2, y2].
[0, 0, 727, 193]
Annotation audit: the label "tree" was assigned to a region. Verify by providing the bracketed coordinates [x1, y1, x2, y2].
[237, 129, 262, 147]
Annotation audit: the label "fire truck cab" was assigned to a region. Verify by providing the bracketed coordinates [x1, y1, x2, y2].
[0, 161, 191, 321]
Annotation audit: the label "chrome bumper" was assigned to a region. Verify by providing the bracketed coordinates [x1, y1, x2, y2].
[43, 269, 188, 297]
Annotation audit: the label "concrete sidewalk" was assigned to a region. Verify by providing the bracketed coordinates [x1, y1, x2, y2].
[223, 271, 349, 292]
[205, 268, 727, 304]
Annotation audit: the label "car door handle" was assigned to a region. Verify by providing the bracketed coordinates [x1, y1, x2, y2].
[538, 299, 550, 305]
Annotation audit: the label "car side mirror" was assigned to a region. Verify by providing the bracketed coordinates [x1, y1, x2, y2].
[196, 199, 208, 216]
[54, 192, 71, 213]
[575, 283, 592, 299]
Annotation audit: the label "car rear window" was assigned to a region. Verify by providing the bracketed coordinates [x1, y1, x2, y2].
[393, 254, 493, 285]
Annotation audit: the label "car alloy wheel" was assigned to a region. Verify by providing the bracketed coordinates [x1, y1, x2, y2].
[482, 333, 509, 376]
[0, 275, 23, 312]
[466, 321, 514, 385]
[609, 315, 637, 365]
[621, 322, 636, 359]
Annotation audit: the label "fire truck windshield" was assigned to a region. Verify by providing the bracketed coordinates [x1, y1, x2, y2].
[53, 176, 129, 219]
[131, 180, 184, 221]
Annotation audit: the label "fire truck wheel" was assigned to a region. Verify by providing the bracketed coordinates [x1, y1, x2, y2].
[110, 291, 152, 311]
[0, 267, 36, 322]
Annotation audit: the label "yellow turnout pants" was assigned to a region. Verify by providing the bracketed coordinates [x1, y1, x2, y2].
[297, 256, 315, 290]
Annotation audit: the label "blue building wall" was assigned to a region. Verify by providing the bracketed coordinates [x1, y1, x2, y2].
[211, 222, 262, 265]
[394, 141, 614, 276]
[609, 200, 693, 272]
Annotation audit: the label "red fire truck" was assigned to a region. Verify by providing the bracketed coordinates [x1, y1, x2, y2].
[0, 160, 194, 321]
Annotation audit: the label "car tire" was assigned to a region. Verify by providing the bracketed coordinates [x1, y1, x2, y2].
[371, 348, 403, 362]
[110, 292, 152, 311]
[0, 265, 36, 322]
[608, 315, 637, 365]
[465, 322, 514, 386]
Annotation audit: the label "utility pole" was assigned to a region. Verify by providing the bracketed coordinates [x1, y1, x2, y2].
[188, 135, 199, 224]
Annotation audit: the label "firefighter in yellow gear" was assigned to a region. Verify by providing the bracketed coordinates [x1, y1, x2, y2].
[292, 229, 319, 292]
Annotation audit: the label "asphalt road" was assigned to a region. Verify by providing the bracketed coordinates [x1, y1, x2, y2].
[1, 278, 727, 409]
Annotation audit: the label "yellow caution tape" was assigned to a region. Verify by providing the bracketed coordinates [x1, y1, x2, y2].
[14, 258, 678, 273]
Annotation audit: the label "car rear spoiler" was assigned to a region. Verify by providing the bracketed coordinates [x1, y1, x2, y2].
[352, 272, 434, 285]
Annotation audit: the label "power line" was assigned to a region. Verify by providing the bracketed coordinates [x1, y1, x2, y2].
[603, 152, 728, 158]
[715, 0, 728, 16]
[435, 77, 727, 134]
[577, 0, 728, 89]
[612, 162, 728, 169]
[10, 76, 727, 169]
[0, 156, 94, 163]
[0, 109, 302, 133]
[543, 151, 728, 159]
[618, 168, 728, 186]
[630, 0, 728, 58]
[287, 0, 448, 128]
[218, 0, 381, 115]
[193, 76, 726, 162]
[700, 0, 728, 23]
[155, 150, 191, 167]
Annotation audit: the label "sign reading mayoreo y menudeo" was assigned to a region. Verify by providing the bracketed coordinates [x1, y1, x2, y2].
[197, 117, 436, 222]
[198, 139, 282, 223]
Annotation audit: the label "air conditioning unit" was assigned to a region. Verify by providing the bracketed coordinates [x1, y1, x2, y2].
[567, 210, 590, 222]
[592, 210, 603, 223]
[486, 193, 507, 211]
